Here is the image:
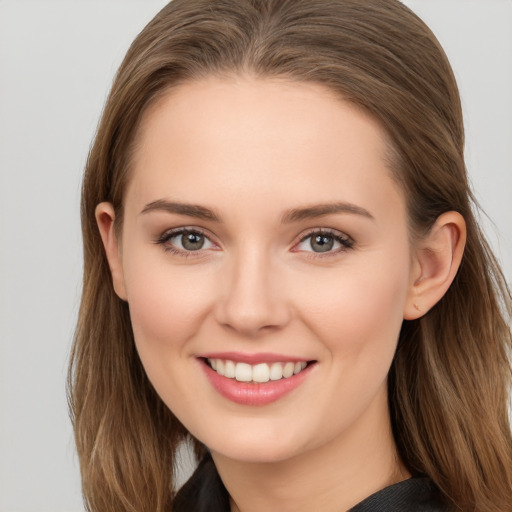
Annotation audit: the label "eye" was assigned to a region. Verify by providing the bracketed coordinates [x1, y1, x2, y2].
[156, 228, 216, 254]
[294, 230, 353, 254]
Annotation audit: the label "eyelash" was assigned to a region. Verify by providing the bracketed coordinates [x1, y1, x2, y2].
[154, 227, 354, 258]
[294, 228, 354, 258]
[154, 227, 215, 258]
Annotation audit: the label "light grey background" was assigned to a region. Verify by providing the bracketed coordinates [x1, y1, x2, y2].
[0, 1, 511, 511]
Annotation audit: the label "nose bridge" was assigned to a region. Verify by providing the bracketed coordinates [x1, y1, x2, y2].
[215, 242, 289, 335]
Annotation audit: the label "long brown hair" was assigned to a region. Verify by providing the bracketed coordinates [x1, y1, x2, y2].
[68, 1, 512, 510]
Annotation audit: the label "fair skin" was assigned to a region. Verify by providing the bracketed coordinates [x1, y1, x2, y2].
[97, 76, 465, 512]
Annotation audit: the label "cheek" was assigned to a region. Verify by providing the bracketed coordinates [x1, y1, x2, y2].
[122, 251, 215, 355]
[129, 284, 201, 347]
[121, 254, 218, 416]
[286, 251, 410, 443]
[297, 250, 410, 362]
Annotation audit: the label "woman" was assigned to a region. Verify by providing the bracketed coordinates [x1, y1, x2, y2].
[68, 0, 512, 510]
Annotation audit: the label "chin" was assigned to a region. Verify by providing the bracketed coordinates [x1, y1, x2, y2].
[204, 425, 311, 465]
[212, 442, 299, 464]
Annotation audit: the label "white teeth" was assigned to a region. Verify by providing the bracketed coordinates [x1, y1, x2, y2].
[283, 362, 295, 378]
[224, 360, 236, 378]
[269, 362, 283, 381]
[207, 358, 309, 382]
[252, 363, 270, 383]
[235, 362, 252, 382]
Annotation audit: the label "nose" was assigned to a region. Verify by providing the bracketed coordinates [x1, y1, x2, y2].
[214, 249, 291, 336]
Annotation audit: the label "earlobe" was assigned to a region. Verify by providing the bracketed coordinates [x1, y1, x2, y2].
[404, 211, 466, 320]
[95, 202, 128, 301]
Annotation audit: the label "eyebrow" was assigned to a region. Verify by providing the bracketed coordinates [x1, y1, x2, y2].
[140, 199, 374, 223]
[140, 199, 221, 221]
[281, 202, 374, 223]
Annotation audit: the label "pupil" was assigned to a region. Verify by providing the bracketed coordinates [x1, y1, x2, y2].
[182, 232, 204, 251]
[311, 234, 333, 253]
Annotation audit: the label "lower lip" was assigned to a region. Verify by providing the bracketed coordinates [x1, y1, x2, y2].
[199, 359, 315, 406]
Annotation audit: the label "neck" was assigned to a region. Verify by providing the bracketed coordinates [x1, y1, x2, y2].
[211, 388, 409, 512]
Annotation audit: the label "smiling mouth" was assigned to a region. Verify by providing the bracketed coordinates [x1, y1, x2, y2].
[205, 358, 312, 383]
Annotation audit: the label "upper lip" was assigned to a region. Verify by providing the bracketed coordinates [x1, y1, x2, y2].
[198, 351, 312, 365]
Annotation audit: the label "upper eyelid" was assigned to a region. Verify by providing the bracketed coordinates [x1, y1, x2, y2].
[295, 227, 352, 243]
[158, 226, 214, 241]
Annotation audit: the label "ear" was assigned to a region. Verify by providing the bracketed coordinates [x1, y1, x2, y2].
[95, 202, 127, 301]
[404, 211, 466, 320]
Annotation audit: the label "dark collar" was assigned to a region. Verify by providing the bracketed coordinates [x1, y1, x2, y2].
[349, 477, 447, 512]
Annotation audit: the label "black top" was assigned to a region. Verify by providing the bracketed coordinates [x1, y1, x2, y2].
[173, 453, 448, 512]
[348, 477, 446, 512]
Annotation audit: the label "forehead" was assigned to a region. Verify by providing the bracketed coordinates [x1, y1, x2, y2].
[125, 76, 402, 220]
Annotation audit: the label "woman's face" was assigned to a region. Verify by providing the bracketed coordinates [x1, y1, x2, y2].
[110, 77, 418, 463]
